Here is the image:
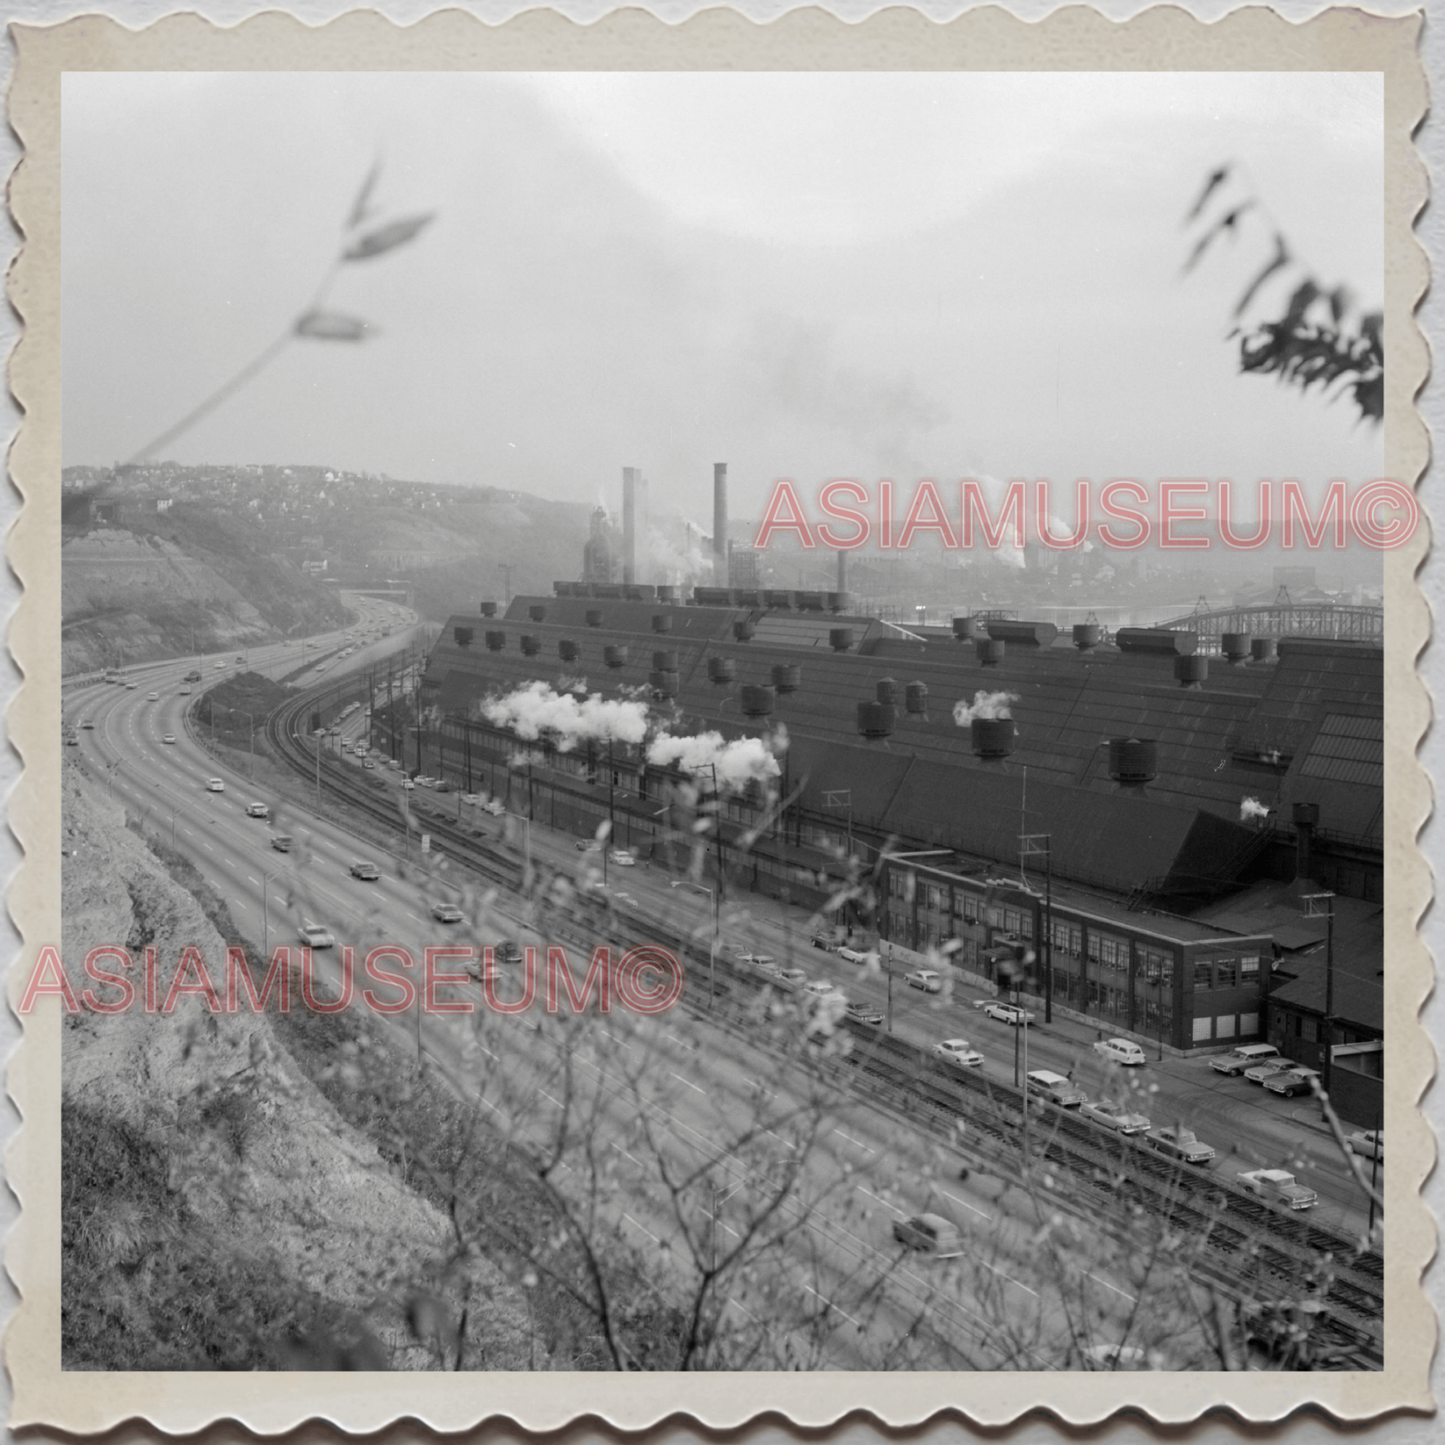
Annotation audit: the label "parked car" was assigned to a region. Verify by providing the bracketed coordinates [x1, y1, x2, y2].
[65, 734, 78, 746]
[1210, 1043, 1281, 1076]
[1082, 1098, 1152, 1135]
[906, 969, 943, 993]
[609, 849, 636, 866]
[430, 902, 465, 923]
[575, 840, 602, 852]
[349, 861, 381, 881]
[891, 1213, 965, 1258]
[1263, 1066, 1321, 1098]
[205, 778, 225, 793]
[1237, 1168, 1317, 1210]
[1026, 1069, 1086, 1108]
[1093, 1037, 1147, 1067]
[1144, 1125, 1216, 1166]
[845, 1002, 884, 1026]
[1244, 1058, 1297, 1086]
[838, 945, 874, 965]
[435, 781, 453, 793]
[983, 1002, 1034, 1026]
[811, 934, 835, 951]
[934, 1039, 984, 1068]
[1346, 1130, 1384, 1161]
[298, 921, 335, 949]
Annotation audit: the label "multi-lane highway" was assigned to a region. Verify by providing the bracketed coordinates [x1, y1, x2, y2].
[60, 596, 1378, 1370]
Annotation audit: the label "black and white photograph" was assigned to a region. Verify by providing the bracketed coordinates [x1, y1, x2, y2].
[7, 4, 1432, 1431]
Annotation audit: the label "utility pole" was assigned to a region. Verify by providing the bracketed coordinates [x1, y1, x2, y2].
[1021, 832, 1052, 1023]
[1302, 891, 1337, 1094]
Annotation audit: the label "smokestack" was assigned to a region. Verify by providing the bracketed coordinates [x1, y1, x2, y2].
[713, 462, 728, 585]
[622, 466, 638, 587]
[836, 548, 847, 594]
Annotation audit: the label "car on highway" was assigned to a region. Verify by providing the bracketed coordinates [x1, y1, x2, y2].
[483, 799, 505, 816]
[1093, 1037, 1147, 1067]
[235, 654, 244, 663]
[1210, 1042, 1281, 1076]
[1243, 1058, 1297, 1086]
[298, 921, 335, 949]
[845, 1002, 884, 1026]
[435, 781, 453, 793]
[362, 759, 376, 770]
[837, 945, 875, 965]
[431, 902, 465, 924]
[467, 956, 502, 984]
[1347, 1129, 1383, 1161]
[244, 802, 269, 819]
[179, 686, 192, 695]
[400, 779, 415, 790]
[146, 691, 159, 701]
[461, 794, 483, 806]
[81, 720, 94, 729]
[810, 934, 835, 951]
[1081, 1098, 1152, 1135]
[65, 734, 79, 746]
[349, 861, 381, 881]
[804, 980, 841, 998]
[906, 969, 943, 993]
[933, 1039, 984, 1068]
[891, 1213, 965, 1258]
[1144, 1124, 1216, 1165]
[774, 967, 807, 990]
[983, 1002, 1035, 1026]
[1237, 1168, 1317, 1210]
[214, 661, 226, 670]
[1263, 1065, 1321, 1098]
[609, 849, 636, 867]
[1026, 1069, 1086, 1108]
[575, 840, 602, 852]
[270, 834, 293, 852]
[205, 778, 225, 792]
[125, 682, 138, 689]
[495, 941, 524, 967]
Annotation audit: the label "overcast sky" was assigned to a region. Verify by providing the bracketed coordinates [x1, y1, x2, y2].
[62, 71, 1383, 525]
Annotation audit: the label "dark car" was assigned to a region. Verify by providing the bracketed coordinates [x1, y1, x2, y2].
[845, 1002, 884, 1026]
[349, 861, 381, 881]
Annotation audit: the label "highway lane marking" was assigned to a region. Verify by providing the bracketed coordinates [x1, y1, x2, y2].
[939, 1188, 991, 1221]
[1087, 1273, 1137, 1303]
[540, 1090, 562, 1108]
[978, 1259, 1038, 1297]
[854, 1185, 904, 1216]
[669, 1072, 706, 1094]
[622, 1213, 659, 1244]
[833, 1128, 875, 1154]
[765, 1130, 797, 1150]
[611, 1142, 643, 1167]
[803, 1283, 860, 1328]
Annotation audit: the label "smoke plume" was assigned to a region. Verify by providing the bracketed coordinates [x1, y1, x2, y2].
[952, 690, 1019, 724]
[481, 680, 650, 752]
[646, 731, 781, 792]
[1240, 796, 1270, 822]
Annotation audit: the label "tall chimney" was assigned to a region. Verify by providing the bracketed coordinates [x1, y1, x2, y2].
[836, 548, 847, 593]
[713, 462, 728, 585]
[622, 466, 638, 587]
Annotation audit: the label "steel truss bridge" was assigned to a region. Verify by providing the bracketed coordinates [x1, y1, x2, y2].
[1158, 599, 1383, 649]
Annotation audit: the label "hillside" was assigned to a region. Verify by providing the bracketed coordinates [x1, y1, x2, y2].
[61, 502, 353, 673]
[58, 764, 533, 1369]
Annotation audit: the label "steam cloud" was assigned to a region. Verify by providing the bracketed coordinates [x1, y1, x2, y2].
[952, 690, 1020, 724]
[482, 681, 650, 752]
[646, 732, 782, 792]
[1240, 796, 1271, 821]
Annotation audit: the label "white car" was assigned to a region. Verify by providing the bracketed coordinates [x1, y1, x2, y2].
[837, 945, 873, 965]
[162, 733, 176, 745]
[983, 1002, 1035, 1026]
[205, 778, 225, 793]
[609, 849, 636, 867]
[804, 980, 840, 998]
[146, 691, 159, 701]
[1093, 1038, 1147, 1067]
[934, 1039, 984, 1068]
[431, 902, 465, 924]
[1237, 1168, 1318, 1210]
[1081, 1099, 1152, 1135]
[400, 779, 415, 791]
[298, 921, 335, 949]
[245, 802, 269, 819]
[906, 969, 943, 993]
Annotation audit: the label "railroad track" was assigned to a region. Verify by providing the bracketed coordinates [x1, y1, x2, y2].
[262, 685, 1384, 1368]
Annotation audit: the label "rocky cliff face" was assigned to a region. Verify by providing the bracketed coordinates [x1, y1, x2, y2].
[59, 764, 525, 1368]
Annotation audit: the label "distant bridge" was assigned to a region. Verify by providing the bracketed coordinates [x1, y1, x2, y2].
[1157, 598, 1383, 648]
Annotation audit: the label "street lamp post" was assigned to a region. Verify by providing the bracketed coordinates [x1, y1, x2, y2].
[1302, 891, 1337, 1094]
